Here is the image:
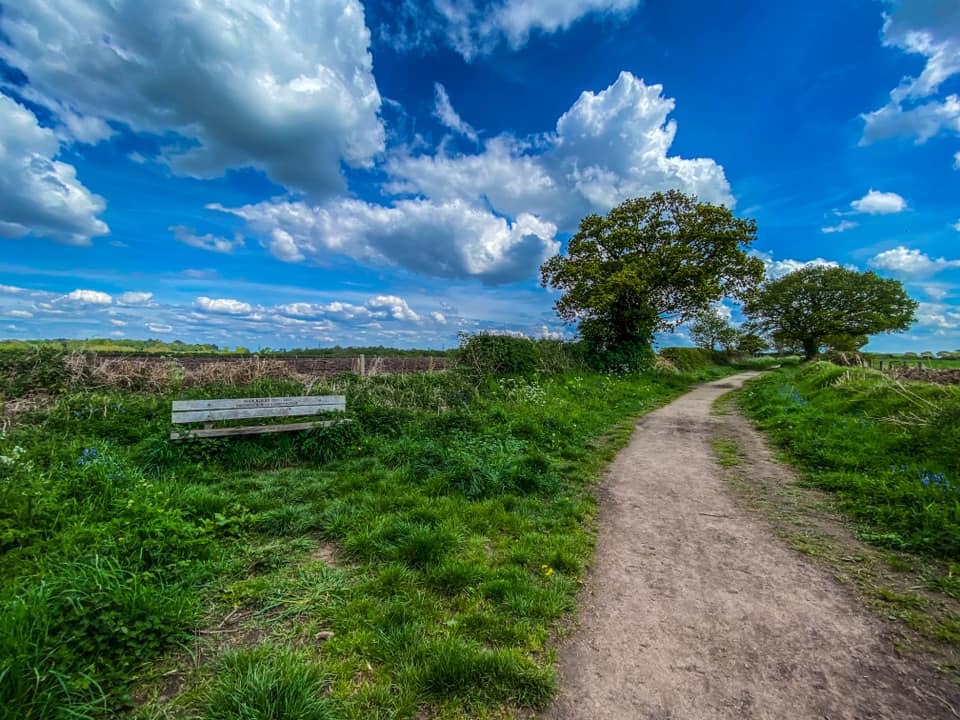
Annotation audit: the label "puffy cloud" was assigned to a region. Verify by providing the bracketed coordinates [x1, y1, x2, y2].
[821, 220, 859, 234]
[63, 289, 112, 304]
[0, 94, 108, 245]
[861, 1, 960, 153]
[430, 311, 447, 324]
[171, 225, 244, 254]
[267, 229, 306, 263]
[753, 251, 840, 279]
[433, 83, 478, 142]
[386, 72, 732, 231]
[0, 0, 384, 196]
[275, 301, 372, 321]
[195, 297, 254, 315]
[382, 0, 641, 59]
[215, 73, 728, 283]
[117, 291, 154, 306]
[924, 286, 950, 301]
[213, 197, 559, 284]
[367, 295, 420, 321]
[915, 302, 960, 330]
[868, 246, 960, 278]
[850, 190, 907, 215]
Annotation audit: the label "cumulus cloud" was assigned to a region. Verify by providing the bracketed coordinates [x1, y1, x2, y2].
[430, 311, 447, 324]
[868, 246, 960, 278]
[171, 225, 245, 254]
[821, 220, 859, 234]
[213, 197, 559, 284]
[850, 189, 907, 214]
[213, 72, 729, 283]
[433, 83, 478, 142]
[387, 72, 733, 231]
[861, 1, 960, 155]
[195, 297, 254, 315]
[117, 291, 154, 306]
[0, 94, 108, 245]
[383, 0, 641, 59]
[753, 251, 840, 279]
[63, 289, 112, 304]
[0, 0, 384, 196]
[367, 295, 420, 321]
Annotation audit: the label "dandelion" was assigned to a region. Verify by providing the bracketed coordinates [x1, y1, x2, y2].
[541, 564, 554, 577]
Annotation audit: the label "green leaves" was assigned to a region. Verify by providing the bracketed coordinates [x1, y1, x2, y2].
[743, 266, 918, 359]
[540, 191, 764, 366]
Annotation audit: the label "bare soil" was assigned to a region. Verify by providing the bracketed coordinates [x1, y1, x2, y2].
[543, 372, 958, 720]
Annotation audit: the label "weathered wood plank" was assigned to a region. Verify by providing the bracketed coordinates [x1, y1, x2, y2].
[170, 419, 350, 440]
[172, 404, 344, 424]
[171, 395, 344, 412]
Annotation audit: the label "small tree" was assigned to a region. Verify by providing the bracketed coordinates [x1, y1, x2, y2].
[690, 307, 735, 351]
[743, 266, 917, 361]
[735, 331, 768, 356]
[540, 191, 764, 368]
[822, 334, 868, 352]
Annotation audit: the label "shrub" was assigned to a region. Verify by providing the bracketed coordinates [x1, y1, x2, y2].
[455, 333, 541, 378]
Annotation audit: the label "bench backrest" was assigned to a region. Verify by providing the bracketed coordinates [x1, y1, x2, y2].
[171, 395, 346, 425]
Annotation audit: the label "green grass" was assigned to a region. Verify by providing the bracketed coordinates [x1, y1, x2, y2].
[0, 363, 751, 719]
[737, 362, 960, 563]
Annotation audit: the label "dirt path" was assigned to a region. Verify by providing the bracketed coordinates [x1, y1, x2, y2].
[543, 372, 955, 720]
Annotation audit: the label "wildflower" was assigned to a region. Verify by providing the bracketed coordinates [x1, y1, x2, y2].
[541, 564, 554, 577]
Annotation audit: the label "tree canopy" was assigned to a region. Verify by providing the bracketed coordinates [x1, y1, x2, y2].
[540, 191, 765, 366]
[743, 266, 917, 360]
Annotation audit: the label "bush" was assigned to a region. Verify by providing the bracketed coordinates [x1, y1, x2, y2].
[658, 347, 726, 371]
[455, 333, 541, 378]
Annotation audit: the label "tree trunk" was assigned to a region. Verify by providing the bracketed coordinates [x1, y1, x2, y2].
[802, 338, 818, 361]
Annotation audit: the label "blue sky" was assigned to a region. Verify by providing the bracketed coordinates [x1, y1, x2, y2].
[1, 0, 958, 351]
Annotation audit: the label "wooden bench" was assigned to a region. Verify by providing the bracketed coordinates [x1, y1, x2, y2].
[170, 395, 346, 439]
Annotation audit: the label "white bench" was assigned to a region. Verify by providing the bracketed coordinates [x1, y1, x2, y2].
[170, 395, 346, 439]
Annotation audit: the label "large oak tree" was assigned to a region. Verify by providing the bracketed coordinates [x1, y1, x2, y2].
[540, 191, 764, 365]
[743, 265, 917, 360]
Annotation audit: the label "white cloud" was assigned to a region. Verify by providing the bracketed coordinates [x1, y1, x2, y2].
[924, 285, 950, 301]
[195, 297, 253, 315]
[0, 94, 108, 245]
[214, 74, 730, 284]
[0, 285, 26, 294]
[821, 220, 859, 234]
[117, 291, 154, 306]
[367, 295, 420, 321]
[110, 319, 128, 327]
[147, 323, 174, 334]
[213, 197, 559, 284]
[0, 0, 384, 196]
[953, 217, 960, 231]
[64, 289, 112, 305]
[850, 189, 907, 215]
[387, 72, 733, 232]
[6, 310, 33, 319]
[385, 0, 641, 59]
[955, 151, 960, 169]
[433, 83, 478, 142]
[868, 246, 960, 278]
[861, 2, 960, 154]
[267, 229, 306, 263]
[753, 251, 840, 279]
[171, 225, 244, 254]
[430, 311, 447, 324]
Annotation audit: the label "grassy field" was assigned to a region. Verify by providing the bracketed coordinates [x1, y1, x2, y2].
[737, 362, 960, 577]
[0, 357, 779, 719]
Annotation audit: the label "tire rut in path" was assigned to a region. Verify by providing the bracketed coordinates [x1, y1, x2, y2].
[542, 372, 954, 720]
